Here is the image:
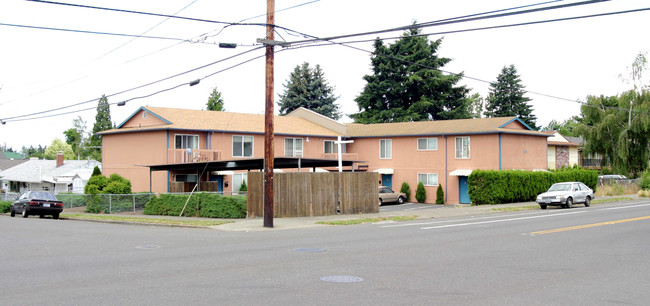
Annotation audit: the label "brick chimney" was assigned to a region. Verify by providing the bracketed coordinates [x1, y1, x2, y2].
[56, 151, 64, 167]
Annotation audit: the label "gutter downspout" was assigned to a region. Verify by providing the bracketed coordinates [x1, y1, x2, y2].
[444, 135, 448, 204]
[499, 133, 502, 170]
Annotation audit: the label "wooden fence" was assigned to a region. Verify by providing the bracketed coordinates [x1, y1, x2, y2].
[247, 172, 379, 218]
[169, 181, 219, 193]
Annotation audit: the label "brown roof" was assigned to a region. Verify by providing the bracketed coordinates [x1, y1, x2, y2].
[346, 116, 549, 137]
[100, 107, 342, 137]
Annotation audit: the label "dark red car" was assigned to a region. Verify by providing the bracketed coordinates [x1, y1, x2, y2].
[10, 191, 64, 219]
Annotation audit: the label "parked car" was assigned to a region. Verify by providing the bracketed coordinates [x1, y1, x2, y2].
[536, 182, 593, 209]
[598, 174, 628, 185]
[378, 186, 406, 206]
[10, 191, 64, 219]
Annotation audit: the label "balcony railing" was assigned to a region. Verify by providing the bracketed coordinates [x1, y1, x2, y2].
[581, 158, 603, 167]
[321, 153, 359, 161]
[169, 149, 222, 164]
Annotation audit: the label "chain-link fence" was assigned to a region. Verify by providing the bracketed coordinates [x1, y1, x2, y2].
[55, 193, 155, 214]
[1, 192, 20, 202]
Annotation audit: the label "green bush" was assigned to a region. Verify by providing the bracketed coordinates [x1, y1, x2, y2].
[239, 180, 248, 192]
[85, 175, 108, 194]
[400, 182, 411, 201]
[436, 185, 444, 204]
[468, 168, 598, 205]
[92, 166, 102, 177]
[1, 201, 11, 213]
[641, 170, 650, 190]
[144, 193, 247, 218]
[415, 182, 426, 203]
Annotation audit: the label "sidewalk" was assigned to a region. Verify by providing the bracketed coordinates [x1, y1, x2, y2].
[60, 195, 640, 231]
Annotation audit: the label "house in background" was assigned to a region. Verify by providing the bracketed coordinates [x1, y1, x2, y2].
[543, 131, 580, 169]
[0, 151, 27, 192]
[99, 106, 550, 204]
[0, 153, 101, 194]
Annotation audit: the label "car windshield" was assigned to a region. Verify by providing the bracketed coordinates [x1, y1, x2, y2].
[548, 184, 571, 192]
[30, 192, 58, 201]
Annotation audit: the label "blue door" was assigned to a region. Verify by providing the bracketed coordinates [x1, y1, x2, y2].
[459, 176, 470, 204]
[381, 174, 393, 189]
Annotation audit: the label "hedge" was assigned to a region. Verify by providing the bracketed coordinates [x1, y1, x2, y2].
[468, 169, 598, 205]
[143, 193, 247, 218]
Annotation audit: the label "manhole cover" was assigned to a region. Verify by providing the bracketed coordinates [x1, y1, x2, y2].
[135, 245, 161, 249]
[293, 248, 326, 253]
[320, 276, 364, 283]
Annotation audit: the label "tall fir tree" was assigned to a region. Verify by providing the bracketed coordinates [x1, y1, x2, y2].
[206, 87, 225, 111]
[484, 65, 538, 129]
[351, 27, 470, 123]
[89, 95, 112, 161]
[278, 62, 340, 120]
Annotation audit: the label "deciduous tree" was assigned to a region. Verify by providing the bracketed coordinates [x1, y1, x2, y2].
[44, 138, 75, 160]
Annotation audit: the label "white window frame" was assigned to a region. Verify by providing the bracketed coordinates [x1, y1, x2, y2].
[417, 173, 439, 186]
[417, 137, 438, 151]
[232, 135, 254, 157]
[380, 139, 392, 159]
[324, 140, 344, 154]
[232, 173, 248, 195]
[455, 136, 470, 159]
[284, 137, 304, 157]
[175, 134, 199, 150]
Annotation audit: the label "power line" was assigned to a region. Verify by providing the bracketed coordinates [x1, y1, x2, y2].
[0, 46, 265, 121]
[289, 0, 610, 46]
[0, 22, 215, 44]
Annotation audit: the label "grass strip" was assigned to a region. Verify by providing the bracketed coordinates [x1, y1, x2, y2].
[490, 205, 539, 212]
[316, 215, 417, 225]
[61, 213, 233, 227]
[591, 197, 633, 204]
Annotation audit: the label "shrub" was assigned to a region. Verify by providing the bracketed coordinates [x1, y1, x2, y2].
[85, 175, 108, 194]
[436, 185, 444, 204]
[239, 180, 248, 192]
[638, 190, 650, 197]
[0, 201, 11, 213]
[144, 193, 246, 218]
[415, 182, 426, 203]
[91, 166, 102, 177]
[641, 170, 650, 190]
[400, 182, 411, 201]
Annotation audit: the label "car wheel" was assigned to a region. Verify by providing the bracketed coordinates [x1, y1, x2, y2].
[379, 198, 383, 207]
[10, 206, 15, 217]
[21, 205, 29, 218]
[397, 196, 405, 204]
[540, 204, 547, 210]
[39, 215, 45, 219]
[53, 213, 60, 220]
[565, 197, 573, 209]
[584, 196, 591, 207]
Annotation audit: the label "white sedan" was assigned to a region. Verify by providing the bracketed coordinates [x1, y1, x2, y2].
[536, 182, 594, 209]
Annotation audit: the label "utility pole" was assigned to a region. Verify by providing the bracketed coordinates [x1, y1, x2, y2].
[263, 0, 275, 228]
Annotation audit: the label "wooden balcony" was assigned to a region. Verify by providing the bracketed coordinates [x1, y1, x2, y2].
[168, 149, 222, 164]
[321, 153, 359, 161]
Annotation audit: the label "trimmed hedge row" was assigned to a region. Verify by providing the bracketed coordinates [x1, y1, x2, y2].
[143, 193, 247, 218]
[468, 169, 598, 205]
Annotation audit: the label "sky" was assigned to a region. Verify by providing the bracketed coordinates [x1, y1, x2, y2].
[1, 0, 649, 151]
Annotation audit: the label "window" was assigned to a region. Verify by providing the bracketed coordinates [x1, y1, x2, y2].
[418, 173, 438, 186]
[417, 138, 438, 151]
[380, 139, 392, 159]
[233, 173, 248, 195]
[284, 138, 303, 157]
[455, 137, 470, 159]
[175, 174, 197, 182]
[175, 134, 199, 150]
[324, 140, 345, 154]
[233, 135, 254, 157]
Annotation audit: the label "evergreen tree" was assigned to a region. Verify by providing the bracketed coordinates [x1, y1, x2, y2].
[436, 184, 445, 204]
[278, 62, 340, 120]
[206, 87, 225, 111]
[90, 95, 112, 161]
[485, 65, 538, 129]
[351, 28, 470, 123]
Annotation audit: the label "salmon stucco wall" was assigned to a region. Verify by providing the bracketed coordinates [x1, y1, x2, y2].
[500, 134, 547, 170]
[102, 130, 169, 193]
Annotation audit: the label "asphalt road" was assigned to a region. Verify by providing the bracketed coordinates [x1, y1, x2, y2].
[2, 199, 650, 305]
